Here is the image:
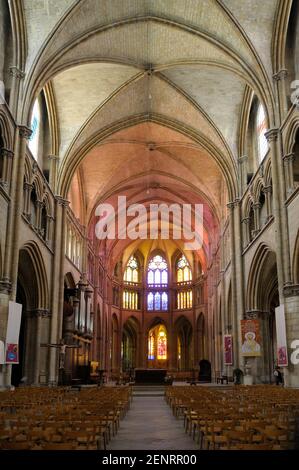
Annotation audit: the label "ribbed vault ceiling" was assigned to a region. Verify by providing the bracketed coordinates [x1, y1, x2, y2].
[21, 0, 280, 264]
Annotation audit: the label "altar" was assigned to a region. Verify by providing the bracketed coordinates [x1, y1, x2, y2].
[134, 369, 167, 384]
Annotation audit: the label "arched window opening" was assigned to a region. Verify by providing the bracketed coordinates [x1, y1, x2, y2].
[147, 254, 168, 311]
[28, 92, 52, 179]
[40, 204, 48, 241]
[176, 254, 192, 282]
[148, 332, 154, 360]
[256, 103, 268, 163]
[124, 256, 139, 283]
[29, 99, 41, 160]
[259, 191, 267, 229]
[147, 255, 168, 286]
[147, 324, 167, 365]
[30, 186, 38, 228]
[248, 205, 255, 243]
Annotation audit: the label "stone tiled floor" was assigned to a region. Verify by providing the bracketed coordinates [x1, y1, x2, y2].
[108, 396, 198, 450]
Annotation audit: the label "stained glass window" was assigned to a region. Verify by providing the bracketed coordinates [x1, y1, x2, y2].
[147, 254, 168, 311]
[257, 103, 268, 162]
[124, 256, 139, 283]
[29, 99, 40, 160]
[161, 292, 168, 311]
[177, 289, 192, 309]
[176, 254, 192, 282]
[147, 255, 168, 285]
[157, 328, 167, 360]
[148, 333, 154, 360]
[154, 292, 161, 310]
[147, 292, 154, 310]
[123, 290, 139, 310]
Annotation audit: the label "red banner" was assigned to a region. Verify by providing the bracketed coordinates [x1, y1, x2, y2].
[5, 343, 19, 363]
[224, 335, 233, 365]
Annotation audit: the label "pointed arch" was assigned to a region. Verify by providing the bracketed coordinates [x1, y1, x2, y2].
[246, 243, 278, 311]
[18, 241, 49, 310]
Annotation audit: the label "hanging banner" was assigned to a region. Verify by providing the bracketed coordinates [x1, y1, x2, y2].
[275, 305, 288, 367]
[5, 301, 22, 364]
[241, 319, 261, 357]
[223, 335, 233, 365]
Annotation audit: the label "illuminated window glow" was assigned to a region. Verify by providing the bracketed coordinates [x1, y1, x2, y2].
[123, 290, 139, 310]
[29, 99, 40, 160]
[257, 103, 268, 162]
[147, 255, 168, 285]
[157, 328, 167, 360]
[177, 255, 192, 282]
[124, 256, 139, 283]
[177, 290, 193, 309]
[147, 254, 168, 310]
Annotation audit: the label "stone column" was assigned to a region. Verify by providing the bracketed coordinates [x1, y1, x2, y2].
[273, 69, 288, 123]
[0, 148, 14, 189]
[238, 155, 248, 195]
[265, 129, 287, 299]
[48, 155, 59, 192]
[283, 153, 295, 196]
[241, 217, 250, 248]
[48, 197, 68, 384]
[252, 202, 261, 236]
[283, 285, 299, 387]
[263, 185, 273, 220]
[36, 200, 43, 233]
[33, 309, 49, 385]
[9, 66, 25, 120]
[23, 182, 32, 219]
[228, 199, 245, 369]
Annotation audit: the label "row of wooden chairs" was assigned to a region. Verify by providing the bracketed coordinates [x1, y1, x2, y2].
[0, 385, 132, 450]
[165, 385, 299, 450]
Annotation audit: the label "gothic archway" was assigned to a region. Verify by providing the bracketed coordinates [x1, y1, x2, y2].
[175, 316, 193, 371]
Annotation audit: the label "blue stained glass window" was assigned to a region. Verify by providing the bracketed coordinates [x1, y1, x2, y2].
[154, 292, 161, 310]
[148, 270, 154, 284]
[161, 292, 168, 310]
[162, 270, 168, 284]
[147, 254, 168, 311]
[147, 292, 154, 310]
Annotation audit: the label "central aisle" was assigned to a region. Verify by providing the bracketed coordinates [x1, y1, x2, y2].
[108, 395, 198, 450]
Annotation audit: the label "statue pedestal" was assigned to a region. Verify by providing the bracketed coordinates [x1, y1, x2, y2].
[244, 374, 253, 385]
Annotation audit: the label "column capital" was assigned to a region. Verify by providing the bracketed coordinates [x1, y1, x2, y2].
[283, 152, 295, 164]
[33, 309, 51, 318]
[241, 217, 250, 225]
[55, 196, 70, 208]
[273, 69, 288, 81]
[283, 283, 299, 298]
[253, 202, 261, 210]
[227, 199, 239, 210]
[0, 277, 12, 293]
[18, 125, 32, 139]
[263, 185, 272, 194]
[9, 66, 25, 79]
[1, 148, 14, 158]
[48, 154, 59, 161]
[265, 128, 279, 143]
[23, 181, 33, 190]
[244, 310, 260, 319]
[238, 155, 248, 164]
